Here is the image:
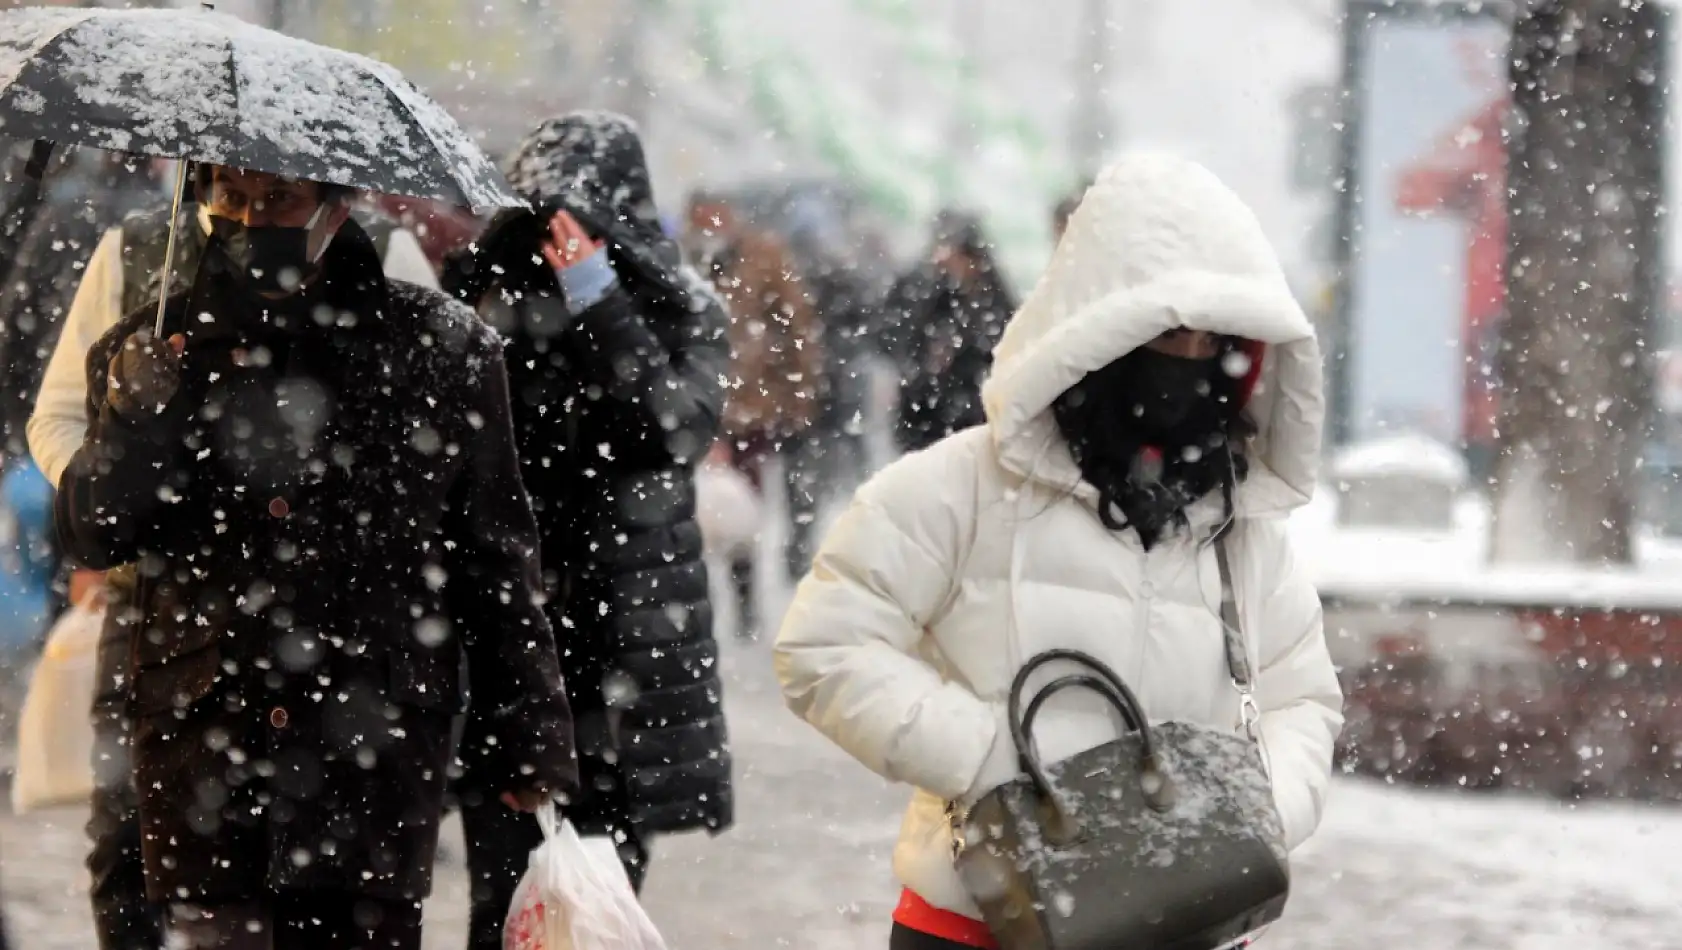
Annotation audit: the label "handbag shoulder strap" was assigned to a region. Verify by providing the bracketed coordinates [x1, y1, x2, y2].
[1214, 529, 1263, 742]
[1213, 536, 1252, 690]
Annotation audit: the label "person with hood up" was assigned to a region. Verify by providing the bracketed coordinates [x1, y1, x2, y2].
[773, 155, 1343, 950]
[53, 163, 576, 950]
[879, 210, 1016, 454]
[442, 112, 733, 950]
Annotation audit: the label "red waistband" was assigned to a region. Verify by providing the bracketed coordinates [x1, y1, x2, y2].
[892, 889, 998, 949]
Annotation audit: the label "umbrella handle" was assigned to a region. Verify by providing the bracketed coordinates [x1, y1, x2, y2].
[22, 140, 54, 182]
[153, 159, 191, 339]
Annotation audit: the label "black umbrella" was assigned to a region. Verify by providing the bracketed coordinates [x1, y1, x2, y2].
[0, 5, 523, 332]
[0, 6, 519, 210]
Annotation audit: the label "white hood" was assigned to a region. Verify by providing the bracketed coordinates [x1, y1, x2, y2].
[981, 154, 1323, 516]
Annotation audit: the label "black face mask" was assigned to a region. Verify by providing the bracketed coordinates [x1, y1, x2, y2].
[209, 209, 329, 296]
[1096, 347, 1223, 444]
[1053, 342, 1248, 547]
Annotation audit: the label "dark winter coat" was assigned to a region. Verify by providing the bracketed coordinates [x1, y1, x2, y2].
[880, 259, 1016, 452]
[448, 111, 734, 835]
[55, 221, 576, 904]
[797, 256, 876, 438]
[0, 157, 159, 457]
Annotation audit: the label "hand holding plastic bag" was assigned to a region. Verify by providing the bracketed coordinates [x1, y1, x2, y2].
[504, 804, 668, 950]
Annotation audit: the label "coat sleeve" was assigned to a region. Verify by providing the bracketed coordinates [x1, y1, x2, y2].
[1244, 517, 1344, 851]
[773, 439, 1003, 802]
[29, 225, 125, 488]
[443, 329, 579, 797]
[568, 270, 730, 465]
[53, 310, 185, 571]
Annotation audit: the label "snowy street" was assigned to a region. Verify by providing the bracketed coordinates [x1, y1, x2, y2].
[5, 633, 1682, 949]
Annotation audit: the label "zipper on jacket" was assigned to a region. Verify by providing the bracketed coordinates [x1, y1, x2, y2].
[1132, 544, 1152, 697]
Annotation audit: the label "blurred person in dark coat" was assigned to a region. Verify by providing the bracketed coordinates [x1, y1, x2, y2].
[879, 210, 1017, 453]
[786, 221, 876, 496]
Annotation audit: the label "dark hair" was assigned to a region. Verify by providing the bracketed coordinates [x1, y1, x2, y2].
[193, 162, 355, 204]
[1054, 194, 1081, 233]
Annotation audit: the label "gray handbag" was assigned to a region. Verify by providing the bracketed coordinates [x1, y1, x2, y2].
[953, 539, 1288, 950]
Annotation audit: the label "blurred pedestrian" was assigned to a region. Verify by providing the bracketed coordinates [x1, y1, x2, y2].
[444, 111, 734, 950]
[879, 210, 1016, 454]
[47, 164, 573, 950]
[685, 190, 825, 636]
[787, 224, 877, 497]
[26, 166, 444, 950]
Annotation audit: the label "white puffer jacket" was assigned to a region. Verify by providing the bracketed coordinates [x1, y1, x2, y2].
[773, 154, 1343, 920]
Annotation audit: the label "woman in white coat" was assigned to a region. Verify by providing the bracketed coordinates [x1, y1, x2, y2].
[774, 154, 1343, 950]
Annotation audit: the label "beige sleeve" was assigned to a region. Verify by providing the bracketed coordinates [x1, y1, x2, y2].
[28, 226, 125, 487]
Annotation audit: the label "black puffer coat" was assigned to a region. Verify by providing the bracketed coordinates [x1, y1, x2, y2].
[446, 112, 734, 834]
[56, 222, 576, 904]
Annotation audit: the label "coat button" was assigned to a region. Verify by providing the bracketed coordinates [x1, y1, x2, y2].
[269, 706, 290, 729]
[268, 497, 290, 518]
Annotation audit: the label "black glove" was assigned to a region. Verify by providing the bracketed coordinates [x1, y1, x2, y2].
[105, 329, 186, 431]
[441, 205, 548, 307]
[476, 205, 547, 260]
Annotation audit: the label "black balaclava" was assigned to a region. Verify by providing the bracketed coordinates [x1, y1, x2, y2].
[1052, 337, 1254, 549]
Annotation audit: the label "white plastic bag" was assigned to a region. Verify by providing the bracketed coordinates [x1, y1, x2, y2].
[503, 804, 668, 950]
[11, 601, 103, 813]
[695, 455, 762, 561]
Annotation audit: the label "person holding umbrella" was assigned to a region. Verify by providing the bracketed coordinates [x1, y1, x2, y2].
[1, 8, 578, 949]
[59, 161, 576, 950]
[22, 170, 448, 950]
[24, 161, 442, 950]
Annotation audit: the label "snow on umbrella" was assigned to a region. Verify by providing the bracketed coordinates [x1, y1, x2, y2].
[0, 6, 521, 211]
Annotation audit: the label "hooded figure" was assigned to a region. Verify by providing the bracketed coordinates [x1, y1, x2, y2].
[774, 155, 1342, 949]
[443, 111, 733, 950]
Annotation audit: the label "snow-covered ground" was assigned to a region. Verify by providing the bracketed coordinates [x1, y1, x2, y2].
[7, 464, 1682, 948]
[7, 635, 1681, 949]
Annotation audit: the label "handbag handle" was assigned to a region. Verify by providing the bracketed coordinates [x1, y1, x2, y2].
[1007, 651, 1177, 815]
